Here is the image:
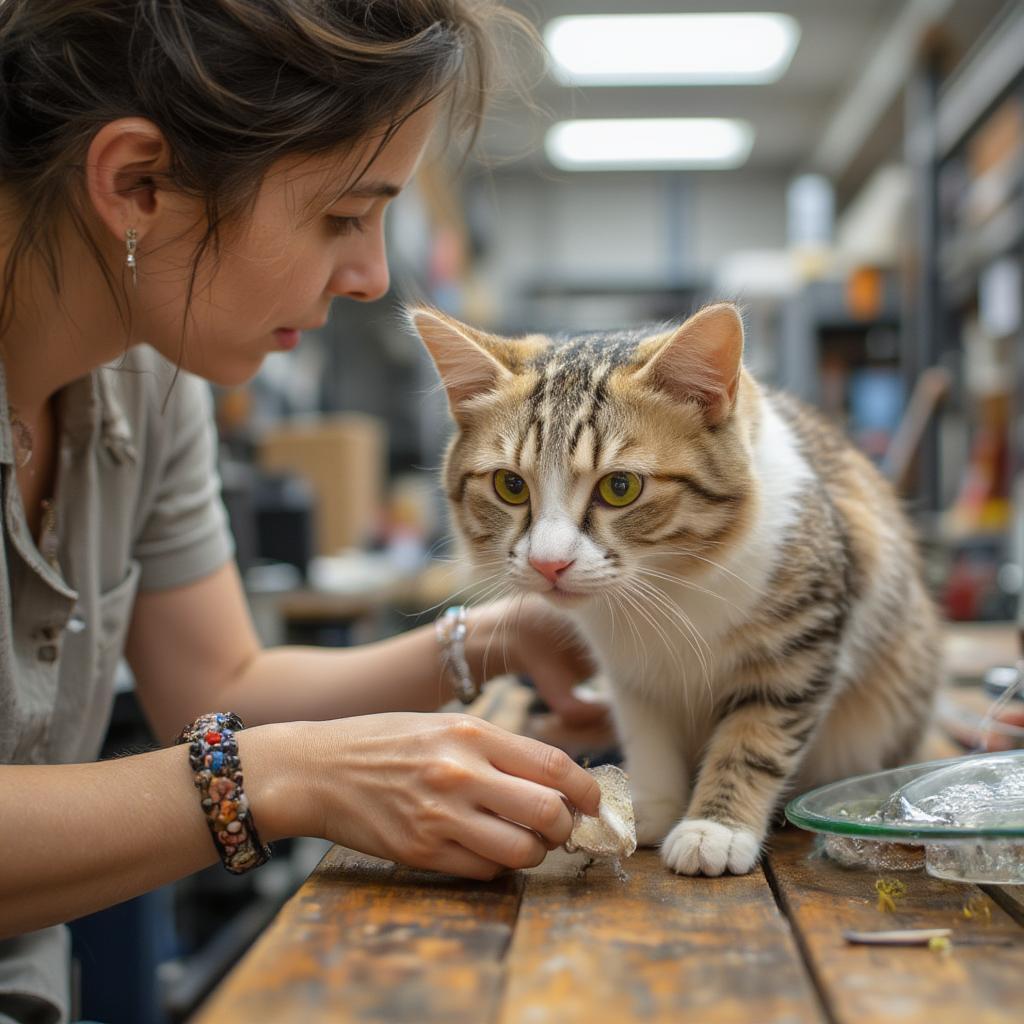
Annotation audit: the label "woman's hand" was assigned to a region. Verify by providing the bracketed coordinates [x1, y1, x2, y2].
[467, 599, 610, 727]
[293, 713, 602, 879]
[983, 706, 1024, 751]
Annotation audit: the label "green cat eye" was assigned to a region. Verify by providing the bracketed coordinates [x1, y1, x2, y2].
[493, 469, 530, 505]
[597, 471, 643, 508]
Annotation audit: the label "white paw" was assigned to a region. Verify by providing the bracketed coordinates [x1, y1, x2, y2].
[633, 800, 685, 848]
[660, 819, 761, 876]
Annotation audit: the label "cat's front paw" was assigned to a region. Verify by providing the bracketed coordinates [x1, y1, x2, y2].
[660, 818, 761, 876]
[633, 800, 686, 848]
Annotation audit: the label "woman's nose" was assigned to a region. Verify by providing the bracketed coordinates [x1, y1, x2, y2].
[331, 229, 390, 302]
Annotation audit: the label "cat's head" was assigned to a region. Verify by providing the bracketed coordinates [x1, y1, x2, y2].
[411, 304, 757, 607]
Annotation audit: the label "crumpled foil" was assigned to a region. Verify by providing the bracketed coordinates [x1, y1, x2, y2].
[564, 764, 637, 860]
[884, 758, 1024, 828]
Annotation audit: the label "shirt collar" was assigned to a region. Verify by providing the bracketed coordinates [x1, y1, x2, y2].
[0, 355, 137, 466]
[0, 355, 12, 466]
[95, 365, 137, 464]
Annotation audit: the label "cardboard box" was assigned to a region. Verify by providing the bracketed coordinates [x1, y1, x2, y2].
[259, 414, 387, 555]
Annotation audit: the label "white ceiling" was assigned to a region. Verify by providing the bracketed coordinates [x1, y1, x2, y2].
[474, 0, 1010, 184]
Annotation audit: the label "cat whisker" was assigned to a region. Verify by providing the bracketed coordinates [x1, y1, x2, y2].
[625, 577, 716, 727]
[629, 576, 716, 697]
[609, 586, 651, 676]
[632, 565, 746, 616]
[464, 581, 524, 684]
[423, 535, 459, 561]
[600, 591, 618, 650]
[470, 578, 520, 614]
[411, 566, 509, 618]
[629, 576, 713, 684]
[655, 546, 767, 597]
[477, 586, 522, 681]
[616, 582, 684, 685]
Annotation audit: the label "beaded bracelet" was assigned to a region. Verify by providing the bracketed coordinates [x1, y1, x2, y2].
[435, 605, 480, 705]
[175, 711, 271, 875]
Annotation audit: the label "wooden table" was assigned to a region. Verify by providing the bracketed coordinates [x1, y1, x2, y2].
[193, 624, 1024, 1022]
[192, 828, 1024, 1024]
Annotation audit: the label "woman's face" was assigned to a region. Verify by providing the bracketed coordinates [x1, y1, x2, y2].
[135, 104, 437, 386]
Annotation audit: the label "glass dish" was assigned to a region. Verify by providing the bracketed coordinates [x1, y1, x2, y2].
[785, 751, 1024, 884]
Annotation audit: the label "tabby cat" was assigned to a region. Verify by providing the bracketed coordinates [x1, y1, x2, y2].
[413, 303, 941, 876]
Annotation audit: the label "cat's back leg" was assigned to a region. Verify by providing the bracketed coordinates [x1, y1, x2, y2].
[793, 582, 942, 793]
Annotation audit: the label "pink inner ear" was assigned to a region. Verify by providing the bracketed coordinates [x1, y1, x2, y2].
[412, 310, 510, 419]
[642, 306, 744, 424]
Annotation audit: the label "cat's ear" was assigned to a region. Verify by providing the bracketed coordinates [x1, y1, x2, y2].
[408, 307, 513, 424]
[637, 304, 744, 425]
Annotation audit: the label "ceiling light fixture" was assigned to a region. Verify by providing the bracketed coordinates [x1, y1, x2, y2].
[545, 118, 755, 171]
[544, 13, 801, 86]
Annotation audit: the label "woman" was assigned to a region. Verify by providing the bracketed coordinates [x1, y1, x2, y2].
[0, 2, 604, 1020]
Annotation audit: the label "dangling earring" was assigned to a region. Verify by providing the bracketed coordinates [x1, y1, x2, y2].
[125, 227, 138, 288]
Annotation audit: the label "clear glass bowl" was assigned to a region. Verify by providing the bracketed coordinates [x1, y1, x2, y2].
[785, 751, 1024, 884]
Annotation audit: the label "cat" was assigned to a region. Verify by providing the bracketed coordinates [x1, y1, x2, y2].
[412, 302, 942, 876]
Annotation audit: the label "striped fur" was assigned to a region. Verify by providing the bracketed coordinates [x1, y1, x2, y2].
[413, 304, 943, 876]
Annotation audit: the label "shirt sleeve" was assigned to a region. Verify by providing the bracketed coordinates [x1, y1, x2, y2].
[133, 372, 235, 591]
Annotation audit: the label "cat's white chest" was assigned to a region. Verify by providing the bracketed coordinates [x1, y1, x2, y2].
[572, 593, 732, 713]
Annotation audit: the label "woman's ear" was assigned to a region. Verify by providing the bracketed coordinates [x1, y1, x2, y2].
[83, 117, 171, 244]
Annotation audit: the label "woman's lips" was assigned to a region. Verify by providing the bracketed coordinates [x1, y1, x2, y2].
[274, 328, 301, 350]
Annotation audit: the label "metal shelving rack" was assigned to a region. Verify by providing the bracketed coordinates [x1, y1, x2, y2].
[907, 2, 1024, 521]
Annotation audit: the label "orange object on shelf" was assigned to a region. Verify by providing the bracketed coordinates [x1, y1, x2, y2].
[845, 266, 884, 321]
[946, 392, 1012, 537]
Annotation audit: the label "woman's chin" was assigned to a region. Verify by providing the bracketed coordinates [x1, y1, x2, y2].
[179, 353, 266, 389]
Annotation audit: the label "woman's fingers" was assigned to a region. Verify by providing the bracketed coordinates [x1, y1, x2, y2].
[428, 841, 507, 881]
[473, 777, 575, 848]
[540, 689, 610, 728]
[454, 812, 549, 871]
[480, 727, 601, 817]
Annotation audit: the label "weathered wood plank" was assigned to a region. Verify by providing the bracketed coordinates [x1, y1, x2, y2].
[985, 884, 1024, 927]
[765, 828, 1024, 1024]
[464, 673, 537, 733]
[192, 847, 523, 1024]
[497, 848, 824, 1024]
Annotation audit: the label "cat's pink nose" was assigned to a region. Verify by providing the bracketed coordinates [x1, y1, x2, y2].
[529, 557, 575, 585]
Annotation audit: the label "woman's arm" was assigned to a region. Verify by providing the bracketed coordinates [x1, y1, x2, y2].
[126, 562, 603, 744]
[2, 712, 600, 938]
[7, 564, 604, 935]
[0, 723, 301, 939]
[125, 561, 467, 740]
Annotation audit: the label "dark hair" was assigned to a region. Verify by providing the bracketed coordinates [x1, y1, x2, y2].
[0, 0, 525, 332]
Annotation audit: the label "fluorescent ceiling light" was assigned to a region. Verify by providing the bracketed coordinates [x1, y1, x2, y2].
[545, 13, 801, 86]
[546, 118, 755, 171]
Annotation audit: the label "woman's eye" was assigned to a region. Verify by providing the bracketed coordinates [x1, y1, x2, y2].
[327, 215, 365, 236]
[597, 471, 643, 507]
[493, 469, 530, 505]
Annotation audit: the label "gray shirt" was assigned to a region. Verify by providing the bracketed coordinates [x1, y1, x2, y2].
[0, 347, 234, 1024]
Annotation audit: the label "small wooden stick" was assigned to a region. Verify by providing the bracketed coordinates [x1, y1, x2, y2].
[844, 928, 952, 946]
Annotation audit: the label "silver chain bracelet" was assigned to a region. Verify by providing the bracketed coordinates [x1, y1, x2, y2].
[435, 605, 480, 705]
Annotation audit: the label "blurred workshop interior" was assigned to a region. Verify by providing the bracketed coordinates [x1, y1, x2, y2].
[73, 2, 1024, 1021]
